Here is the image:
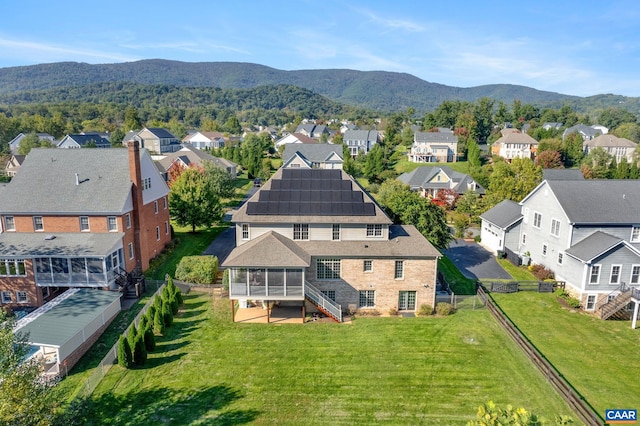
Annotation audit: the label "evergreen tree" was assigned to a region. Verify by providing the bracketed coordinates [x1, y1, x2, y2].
[118, 335, 133, 368]
[162, 301, 174, 327]
[133, 334, 147, 366]
[143, 323, 156, 352]
[153, 307, 165, 335]
[127, 324, 138, 350]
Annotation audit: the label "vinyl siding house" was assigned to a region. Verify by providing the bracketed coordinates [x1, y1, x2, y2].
[479, 200, 523, 256]
[8, 133, 56, 154]
[274, 132, 318, 149]
[562, 124, 608, 141]
[57, 133, 111, 149]
[343, 130, 379, 157]
[0, 142, 171, 310]
[282, 144, 344, 169]
[131, 128, 181, 154]
[222, 168, 440, 322]
[505, 179, 640, 322]
[3, 155, 25, 177]
[182, 131, 227, 150]
[409, 132, 458, 163]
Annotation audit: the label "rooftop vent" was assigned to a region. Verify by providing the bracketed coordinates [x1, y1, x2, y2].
[44, 235, 56, 241]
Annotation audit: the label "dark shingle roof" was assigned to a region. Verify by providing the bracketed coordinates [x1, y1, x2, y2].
[222, 231, 311, 267]
[544, 180, 640, 224]
[0, 232, 125, 257]
[564, 231, 625, 262]
[282, 144, 343, 164]
[480, 200, 522, 229]
[542, 169, 584, 181]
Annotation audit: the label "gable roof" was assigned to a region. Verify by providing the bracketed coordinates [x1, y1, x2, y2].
[222, 231, 311, 267]
[397, 166, 485, 195]
[414, 131, 458, 143]
[156, 144, 236, 173]
[542, 169, 584, 181]
[494, 130, 538, 146]
[233, 168, 392, 224]
[58, 134, 111, 148]
[143, 128, 177, 139]
[480, 200, 522, 229]
[0, 148, 135, 214]
[343, 129, 378, 142]
[282, 143, 343, 165]
[524, 180, 640, 224]
[585, 134, 637, 149]
[564, 231, 637, 262]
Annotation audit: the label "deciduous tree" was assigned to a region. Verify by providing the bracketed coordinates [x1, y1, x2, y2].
[169, 168, 223, 232]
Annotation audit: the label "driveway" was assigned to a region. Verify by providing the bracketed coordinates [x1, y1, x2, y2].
[442, 239, 511, 280]
[202, 184, 259, 264]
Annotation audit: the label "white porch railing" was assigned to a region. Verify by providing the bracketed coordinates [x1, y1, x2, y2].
[304, 282, 342, 322]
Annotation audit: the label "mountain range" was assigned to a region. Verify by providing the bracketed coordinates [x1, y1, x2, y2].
[0, 59, 639, 114]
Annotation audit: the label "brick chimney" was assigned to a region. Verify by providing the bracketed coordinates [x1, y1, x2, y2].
[127, 140, 145, 270]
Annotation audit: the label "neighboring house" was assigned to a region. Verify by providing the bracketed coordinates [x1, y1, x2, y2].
[397, 166, 485, 200]
[275, 132, 318, 149]
[542, 122, 563, 131]
[0, 142, 171, 310]
[343, 130, 379, 157]
[479, 200, 522, 255]
[3, 155, 25, 177]
[282, 144, 344, 169]
[295, 124, 331, 140]
[491, 128, 538, 161]
[583, 134, 638, 163]
[504, 179, 640, 318]
[182, 131, 227, 150]
[542, 168, 585, 181]
[563, 124, 608, 141]
[222, 168, 441, 321]
[57, 133, 111, 149]
[8, 133, 56, 154]
[129, 127, 181, 154]
[155, 144, 237, 182]
[409, 132, 458, 163]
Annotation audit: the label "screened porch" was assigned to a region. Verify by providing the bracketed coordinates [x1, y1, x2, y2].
[228, 267, 305, 300]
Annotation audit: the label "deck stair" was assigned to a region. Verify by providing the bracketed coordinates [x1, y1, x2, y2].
[304, 282, 342, 322]
[600, 284, 633, 320]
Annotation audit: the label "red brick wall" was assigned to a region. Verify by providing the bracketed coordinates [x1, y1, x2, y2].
[137, 197, 171, 270]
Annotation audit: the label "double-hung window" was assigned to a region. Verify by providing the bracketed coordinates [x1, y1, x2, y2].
[394, 260, 404, 279]
[316, 258, 340, 280]
[631, 265, 640, 285]
[366, 224, 382, 237]
[293, 224, 309, 240]
[550, 219, 560, 236]
[631, 226, 640, 242]
[610, 265, 622, 285]
[332, 224, 340, 241]
[4, 216, 15, 231]
[533, 212, 542, 228]
[359, 290, 375, 308]
[363, 260, 373, 272]
[33, 216, 44, 231]
[589, 265, 601, 284]
[242, 224, 250, 240]
[107, 216, 118, 232]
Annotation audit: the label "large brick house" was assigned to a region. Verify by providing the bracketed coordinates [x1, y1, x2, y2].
[0, 141, 171, 310]
[222, 168, 440, 321]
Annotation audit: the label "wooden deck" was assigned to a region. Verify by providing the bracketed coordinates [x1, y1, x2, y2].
[233, 305, 304, 324]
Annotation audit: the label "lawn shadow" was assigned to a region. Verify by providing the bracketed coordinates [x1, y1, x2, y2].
[63, 384, 260, 425]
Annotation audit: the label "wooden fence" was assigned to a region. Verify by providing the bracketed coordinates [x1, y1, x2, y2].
[483, 280, 563, 293]
[477, 286, 603, 425]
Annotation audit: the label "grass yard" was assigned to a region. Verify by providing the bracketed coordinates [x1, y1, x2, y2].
[495, 259, 537, 281]
[491, 291, 640, 415]
[72, 292, 576, 425]
[437, 256, 476, 295]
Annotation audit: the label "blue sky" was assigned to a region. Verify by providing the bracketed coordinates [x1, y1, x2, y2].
[2, 0, 640, 97]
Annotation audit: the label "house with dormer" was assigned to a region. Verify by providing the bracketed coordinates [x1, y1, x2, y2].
[397, 166, 484, 200]
[155, 144, 237, 182]
[8, 133, 56, 154]
[282, 144, 343, 169]
[501, 179, 640, 320]
[0, 142, 171, 310]
[562, 124, 608, 141]
[409, 132, 458, 163]
[222, 168, 440, 322]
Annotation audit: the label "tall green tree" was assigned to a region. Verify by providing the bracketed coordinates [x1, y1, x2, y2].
[17, 133, 53, 155]
[472, 98, 494, 144]
[363, 144, 385, 183]
[123, 106, 142, 131]
[562, 133, 584, 167]
[378, 180, 452, 249]
[0, 311, 57, 425]
[488, 158, 542, 202]
[169, 168, 223, 232]
[581, 147, 612, 179]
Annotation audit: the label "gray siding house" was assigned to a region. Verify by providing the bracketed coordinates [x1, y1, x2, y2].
[505, 179, 640, 319]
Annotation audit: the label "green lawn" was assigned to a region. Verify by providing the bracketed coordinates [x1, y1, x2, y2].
[72, 292, 576, 425]
[438, 256, 476, 295]
[496, 259, 537, 281]
[491, 291, 640, 415]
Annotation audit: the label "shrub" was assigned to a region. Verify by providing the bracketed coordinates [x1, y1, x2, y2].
[530, 263, 555, 280]
[133, 334, 147, 366]
[117, 335, 132, 368]
[162, 302, 174, 327]
[356, 309, 381, 316]
[435, 302, 454, 316]
[138, 315, 148, 331]
[175, 255, 218, 284]
[127, 324, 138, 349]
[153, 294, 162, 311]
[143, 323, 156, 352]
[566, 297, 581, 309]
[170, 294, 179, 315]
[388, 307, 398, 316]
[146, 305, 156, 325]
[153, 307, 165, 335]
[222, 269, 230, 291]
[417, 304, 433, 316]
